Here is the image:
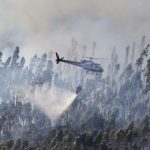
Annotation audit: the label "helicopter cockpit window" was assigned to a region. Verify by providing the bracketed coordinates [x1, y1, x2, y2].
[96, 64, 100, 68]
[93, 64, 98, 68]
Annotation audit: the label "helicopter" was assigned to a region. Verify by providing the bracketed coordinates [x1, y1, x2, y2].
[55, 52, 104, 73]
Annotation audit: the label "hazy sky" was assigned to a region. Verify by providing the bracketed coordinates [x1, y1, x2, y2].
[0, 0, 150, 62]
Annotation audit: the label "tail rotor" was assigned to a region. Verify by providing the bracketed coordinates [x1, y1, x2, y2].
[56, 52, 64, 64]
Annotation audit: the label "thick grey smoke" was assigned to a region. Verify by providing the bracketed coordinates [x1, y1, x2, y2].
[0, 0, 150, 61]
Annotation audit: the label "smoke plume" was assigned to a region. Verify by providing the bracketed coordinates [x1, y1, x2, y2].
[0, 0, 150, 61]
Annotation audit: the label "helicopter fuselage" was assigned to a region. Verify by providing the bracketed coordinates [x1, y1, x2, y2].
[80, 61, 103, 72]
[56, 53, 104, 73]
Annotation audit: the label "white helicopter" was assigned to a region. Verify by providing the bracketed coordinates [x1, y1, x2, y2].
[56, 52, 104, 73]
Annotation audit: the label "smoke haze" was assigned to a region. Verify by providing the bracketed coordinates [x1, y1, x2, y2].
[0, 0, 150, 61]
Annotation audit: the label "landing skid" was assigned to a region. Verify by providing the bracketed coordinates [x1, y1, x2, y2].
[84, 70, 101, 76]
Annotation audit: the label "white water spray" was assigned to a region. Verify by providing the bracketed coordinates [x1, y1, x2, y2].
[22, 85, 76, 120]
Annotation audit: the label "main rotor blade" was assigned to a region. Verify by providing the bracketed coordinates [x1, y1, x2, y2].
[86, 57, 107, 60]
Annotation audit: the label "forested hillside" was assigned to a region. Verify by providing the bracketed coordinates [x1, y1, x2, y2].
[0, 37, 149, 149]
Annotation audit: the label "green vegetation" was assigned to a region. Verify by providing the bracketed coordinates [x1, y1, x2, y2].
[0, 116, 149, 150]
